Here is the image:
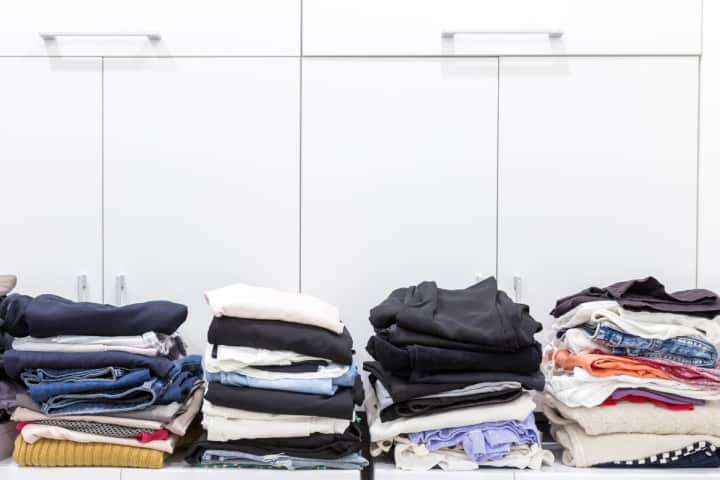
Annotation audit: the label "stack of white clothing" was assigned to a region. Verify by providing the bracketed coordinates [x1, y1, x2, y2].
[191, 283, 367, 471]
[545, 278, 720, 468]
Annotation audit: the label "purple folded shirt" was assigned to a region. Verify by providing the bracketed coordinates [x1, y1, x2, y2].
[408, 413, 539, 464]
[611, 388, 705, 406]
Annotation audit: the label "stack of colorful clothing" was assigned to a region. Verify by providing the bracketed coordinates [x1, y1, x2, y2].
[364, 277, 553, 471]
[186, 283, 368, 470]
[0, 274, 21, 459]
[544, 276, 720, 468]
[0, 292, 203, 468]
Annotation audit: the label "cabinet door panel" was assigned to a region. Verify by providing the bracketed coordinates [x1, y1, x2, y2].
[302, 59, 498, 358]
[0, 58, 102, 301]
[498, 57, 698, 333]
[104, 59, 300, 354]
[699, 1, 720, 293]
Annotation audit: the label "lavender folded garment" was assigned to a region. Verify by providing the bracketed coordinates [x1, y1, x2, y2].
[0, 380, 23, 413]
[408, 413, 540, 464]
[611, 388, 705, 406]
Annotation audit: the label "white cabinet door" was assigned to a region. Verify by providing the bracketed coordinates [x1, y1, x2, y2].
[0, 58, 102, 301]
[302, 59, 498, 359]
[498, 57, 698, 333]
[104, 59, 300, 354]
[698, 0, 720, 293]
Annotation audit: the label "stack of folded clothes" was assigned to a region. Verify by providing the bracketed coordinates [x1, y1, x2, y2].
[544, 276, 720, 468]
[0, 292, 204, 468]
[364, 277, 553, 471]
[0, 275, 22, 459]
[186, 283, 368, 470]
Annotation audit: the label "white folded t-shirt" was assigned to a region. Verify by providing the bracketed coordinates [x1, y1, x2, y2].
[204, 283, 343, 334]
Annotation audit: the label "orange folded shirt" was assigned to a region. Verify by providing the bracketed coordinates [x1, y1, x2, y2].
[553, 349, 673, 380]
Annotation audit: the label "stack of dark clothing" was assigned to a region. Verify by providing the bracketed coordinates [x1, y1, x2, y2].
[364, 277, 552, 471]
[186, 283, 368, 470]
[0, 275, 21, 459]
[0, 293, 203, 468]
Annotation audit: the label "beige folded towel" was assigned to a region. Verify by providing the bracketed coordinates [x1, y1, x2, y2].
[0, 274, 17, 296]
[544, 393, 720, 436]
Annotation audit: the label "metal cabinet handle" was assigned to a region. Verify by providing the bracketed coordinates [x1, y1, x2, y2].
[115, 274, 127, 306]
[513, 274, 523, 303]
[76, 274, 88, 302]
[442, 30, 563, 39]
[40, 32, 161, 41]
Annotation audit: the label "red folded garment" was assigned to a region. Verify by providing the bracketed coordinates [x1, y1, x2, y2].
[601, 394, 694, 411]
[134, 429, 169, 443]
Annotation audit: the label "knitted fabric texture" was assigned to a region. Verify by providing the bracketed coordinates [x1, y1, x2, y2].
[12, 435, 165, 468]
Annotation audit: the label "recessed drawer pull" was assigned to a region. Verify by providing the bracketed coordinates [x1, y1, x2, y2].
[442, 29, 564, 39]
[40, 32, 161, 41]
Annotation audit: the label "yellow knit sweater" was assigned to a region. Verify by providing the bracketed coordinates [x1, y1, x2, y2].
[13, 435, 165, 468]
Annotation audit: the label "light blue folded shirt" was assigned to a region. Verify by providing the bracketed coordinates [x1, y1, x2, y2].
[205, 361, 357, 396]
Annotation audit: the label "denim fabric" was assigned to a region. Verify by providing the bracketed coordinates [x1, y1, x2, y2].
[22, 367, 151, 403]
[41, 355, 203, 416]
[154, 355, 203, 404]
[591, 322, 718, 367]
[4, 350, 173, 379]
[205, 361, 357, 396]
[198, 451, 368, 470]
[41, 378, 161, 416]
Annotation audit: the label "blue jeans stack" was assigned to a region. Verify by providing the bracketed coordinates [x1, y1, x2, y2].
[0, 293, 204, 467]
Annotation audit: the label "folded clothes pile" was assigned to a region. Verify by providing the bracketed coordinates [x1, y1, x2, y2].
[0, 275, 21, 459]
[364, 277, 553, 471]
[0, 292, 203, 468]
[544, 276, 720, 468]
[186, 283, 368, 470]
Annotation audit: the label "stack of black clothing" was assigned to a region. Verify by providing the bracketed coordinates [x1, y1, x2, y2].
[364, 277, 550, 470]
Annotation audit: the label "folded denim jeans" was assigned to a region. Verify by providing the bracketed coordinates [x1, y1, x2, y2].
[22, 367, 152, 403]
[4, 350, 174, 380]
[205, 361, 357, 396]
[40, 355, 202, 416]
[590, 322, 718, 368]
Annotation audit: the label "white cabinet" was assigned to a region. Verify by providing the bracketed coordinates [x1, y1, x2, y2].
[497, 57, 699, 331]
[0, 58, 102, 301]
[0, 0, 300, 56]
[698, 0, 720, 293]
[103, 59, 300, 353]
[303, 0, 701, 56]
[302, 58, 499, 357]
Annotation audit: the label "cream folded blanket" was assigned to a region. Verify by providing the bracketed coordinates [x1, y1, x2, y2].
[204, 283, 343, 334]
[553, 423, 720, 467]
[544, 394, 720, 436]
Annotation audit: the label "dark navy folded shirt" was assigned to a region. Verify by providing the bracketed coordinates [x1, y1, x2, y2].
[0, 293, 186, 338]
